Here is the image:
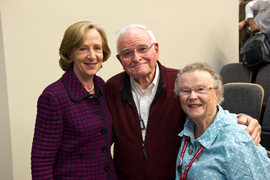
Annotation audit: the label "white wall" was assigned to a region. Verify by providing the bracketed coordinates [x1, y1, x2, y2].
[0, 0, 238, 179]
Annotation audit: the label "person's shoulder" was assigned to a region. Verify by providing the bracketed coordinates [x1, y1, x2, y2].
[159, 63, 180, 77]
[165, 67, 179, 73]
[159, 62, 179, 72]
[36, 77, 64, 103]
[217, 118, 268, 161]
[43, 68, 71, 93]
[215, 108, 250, 142]
[106, 71, 126, 84]
[218, 117, 251, 143]
[94, 75, 105, 84]
[212, 118, 255, 158]
[44, 77, 63, 92]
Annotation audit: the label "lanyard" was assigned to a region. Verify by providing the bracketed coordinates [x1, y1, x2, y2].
[178, 136, 204, 180]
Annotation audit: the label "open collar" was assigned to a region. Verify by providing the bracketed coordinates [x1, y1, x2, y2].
[61, 68, 103, 102]
[179, 104, 227, 149]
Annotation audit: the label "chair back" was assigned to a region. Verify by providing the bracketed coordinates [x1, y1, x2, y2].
[220, 63, 252, 84]
[263, 97, 270, 128]
[255, 64, 270, 106]
[221, 83, 264, 120]
[262, 97, 270, 151]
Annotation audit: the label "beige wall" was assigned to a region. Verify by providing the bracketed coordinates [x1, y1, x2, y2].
[0, 10, 13, 180]
[0, 0, 238, 179]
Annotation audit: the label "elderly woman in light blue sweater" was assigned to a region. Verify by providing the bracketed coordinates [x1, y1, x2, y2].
[174, 62, 270, 180]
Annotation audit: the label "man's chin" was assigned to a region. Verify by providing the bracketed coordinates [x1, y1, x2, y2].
[131, 71, 151, 79]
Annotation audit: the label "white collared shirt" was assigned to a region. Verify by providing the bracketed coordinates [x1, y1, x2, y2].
[130, 63, 160, 140]
[245, 0, 270, 33]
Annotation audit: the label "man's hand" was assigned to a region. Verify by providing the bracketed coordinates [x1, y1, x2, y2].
[248, 18, 262, 33]
[237, 114, 261, 145]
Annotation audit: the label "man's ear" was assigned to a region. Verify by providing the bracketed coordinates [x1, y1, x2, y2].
[154, 43, 159, 54]
[116, 54, 126, 70]
[154, 43, 160, 61]
[116, 54, 122, 64]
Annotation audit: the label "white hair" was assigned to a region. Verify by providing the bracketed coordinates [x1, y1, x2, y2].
[115, 24, 156, 53]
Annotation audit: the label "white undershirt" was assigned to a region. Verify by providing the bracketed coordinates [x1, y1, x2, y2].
[130, 63, 160, 141]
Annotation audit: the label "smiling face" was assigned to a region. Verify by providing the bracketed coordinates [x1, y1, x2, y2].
[69, 28, 103, 82]
[178, 70, 219, 122]
[116, 28, 159, 82]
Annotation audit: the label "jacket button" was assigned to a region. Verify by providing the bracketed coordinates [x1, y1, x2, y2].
[101, 129, 107, 135]
[104, 165, 109, 172]
[102, 147, 108, 153]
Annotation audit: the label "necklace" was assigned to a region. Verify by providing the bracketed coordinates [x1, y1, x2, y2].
[86, 83, 94, 92]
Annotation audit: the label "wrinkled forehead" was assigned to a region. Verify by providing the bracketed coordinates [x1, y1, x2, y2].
[118, 28, 151, 46]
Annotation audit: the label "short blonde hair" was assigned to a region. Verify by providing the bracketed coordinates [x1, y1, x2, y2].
[174, 62, 224, 104]
[59, 21, 111, 71]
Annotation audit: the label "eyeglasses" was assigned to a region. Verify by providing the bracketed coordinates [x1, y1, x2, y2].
[119, 43, 154, 60]
[179, 86, 216, 96]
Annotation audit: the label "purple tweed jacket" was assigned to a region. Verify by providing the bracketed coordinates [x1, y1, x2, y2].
[31, 68, 117, 180]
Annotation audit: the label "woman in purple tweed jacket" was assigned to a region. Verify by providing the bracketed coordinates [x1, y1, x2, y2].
[31, 21, 118, 180]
